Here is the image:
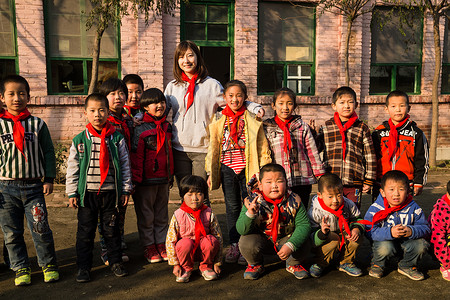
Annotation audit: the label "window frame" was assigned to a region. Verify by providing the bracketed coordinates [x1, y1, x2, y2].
[0, 0, 19, 77]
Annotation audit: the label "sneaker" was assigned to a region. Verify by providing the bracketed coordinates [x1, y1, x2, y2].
[286, 264, 310, 280]
[76, 269, 91, 283]
[15, 267, 31, 286]
[201, 269, 218, 281]
[243, 264, 264, 280]
[111, 263, 129, 277]
[309, 264, 323, 278]
[339, 263, 362, 277]
[369, 264, 384, 279]
[398, 266, 424, 281]
[144, 244, 162, 263]
[42, 264, 59, 283]
[238, 254, 247, 266]
[122, 252, 129, 263]
[441, 267, 450, 281]
[176, 271, 191, 283]
[101, 249, 109, 266]
[157, 243, 168, 261]
[225, 243, 240, 264]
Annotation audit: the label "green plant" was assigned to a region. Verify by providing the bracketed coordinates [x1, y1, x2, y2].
[54, 142, 68, 184]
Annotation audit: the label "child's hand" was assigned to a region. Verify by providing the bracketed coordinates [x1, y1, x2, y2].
[391, 224, 405, 238]
[214, 264, 221, 275]
[401, 225, 412, 238]
[207, 176, 212, 189]
[277, 244, 293, 260]
[245, 198, 260, 216]
[69, 197, 79, 209]
[121, 195, 130, 206]
[321, 216, 330, 235]
[362, 184, 371, 194]
[257, 107, 265, 119]
[414, 185, 423, 196]
[173, 265, 182, 277]
[43, 183, 53, 196]
[347, 227, 361, 242]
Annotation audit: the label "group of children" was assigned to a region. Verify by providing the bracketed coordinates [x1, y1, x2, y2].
[0, 49, 448, 287]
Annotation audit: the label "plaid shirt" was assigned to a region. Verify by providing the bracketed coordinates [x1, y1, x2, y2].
[317, 117, 377, 186]
[264, 116, 324, 186]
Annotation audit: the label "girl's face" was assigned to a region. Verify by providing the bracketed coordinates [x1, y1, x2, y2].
[126, 83, 143, 107]
[224, 85, 246, 113]
[178, 47, 198, 78]
[144, 101, 166, 118]
[107, 89, 126, 114]
[272, 94, 295, 122]
[183, 190, 205, 210]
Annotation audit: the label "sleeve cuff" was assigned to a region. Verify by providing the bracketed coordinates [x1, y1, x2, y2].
[317, 229, 329, 240]
[245, 211, 257, 219]
[284, 242, 295, 252]
[44, 177, 54, 184]
[363, 179, 374, 186]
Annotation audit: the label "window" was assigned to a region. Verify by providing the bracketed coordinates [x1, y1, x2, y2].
[0, 0, 17, 79]
[258, 2, 315, 95]
[442, 16, 450, 94]
[45, 0, 120, 94]
[370, 7, 423, 94]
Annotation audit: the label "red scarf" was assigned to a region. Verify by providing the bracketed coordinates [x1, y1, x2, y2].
[3, 108, 31, 158]
[388, 115, 410, 162]
[86, 122, 116, 193]
[143, 113, 167, 154]
[181, 72, 198, 116]
[107, 114, 131, 149]
[262, 193, 284, 251]
[180, 202, 209, 250]
[274, 115, 293, 156]
[221, 105, 246, 146]
[334, 112, 358, 161]
[317, 197, 352, 251]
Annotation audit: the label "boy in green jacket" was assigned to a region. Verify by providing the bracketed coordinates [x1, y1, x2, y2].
[237, 163, 311, 280]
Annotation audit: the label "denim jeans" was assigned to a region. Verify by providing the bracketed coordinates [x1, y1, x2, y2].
[0, 180, 57, 271]
[372, 238, 429, 268]
[220, 164, 248, 244]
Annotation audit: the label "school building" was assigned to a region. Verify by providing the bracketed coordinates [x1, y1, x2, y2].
[2, 0, 450, 159]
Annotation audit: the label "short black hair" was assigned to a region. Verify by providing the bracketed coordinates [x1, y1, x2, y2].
[123, 74, 144, 90]
[0, 75, 30, 97]
[99, 78, 128, 101]
[179, 175, 209, 200]
[332, 86, 357, 104]
[85, 93, 109, 109]
[318, 173, 343, 193]
[140, 88, 166, 108]
[259, 163, 287, 181]
[447, 180, 450, 195]
[223, 80, 248, 99]
[380, 170, 409, 189]
[273, 87, 297, 109]
[386, 90, 409, 106]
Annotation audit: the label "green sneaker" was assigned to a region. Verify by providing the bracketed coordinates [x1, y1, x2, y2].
[15, 267, 31, 286]
[42, 264, 59, 283]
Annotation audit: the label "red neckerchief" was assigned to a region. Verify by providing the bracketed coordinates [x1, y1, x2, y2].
[3, 108, 31, 158]
[334, 112, 358, 161]
[221, 105, 246, 146]
[180, 202, 209, 250]
[274, 115, 293, 156]
[181, 72, 198, 116]
[261, 192, 284, 251]
[388, 115, 410, 162]
[108, 114, 131, 149]
[86, 122, 116, 194]
[123, 105, 140, 117]
[317, 196, 351, 251]
[444, 194, 450, 206]
[143, 113, 167, 154]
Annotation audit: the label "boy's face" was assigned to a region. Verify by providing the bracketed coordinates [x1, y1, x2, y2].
[258, 171, 287, 200]
[126, 83, 143, 107]
[183, 190, 205, 210]
[223, 85, 245, 113]
[385, 96, 410, 125]
[380, 179, 409, 207]
[85, 99, 109, 131]
[107, 89, 126, 114]
[144, 101, 166, 118]
[331, 94, 357, 121]
[317, 187, 344, 210]
[1, 82, 30, 116]
[272, 94, 295, 122]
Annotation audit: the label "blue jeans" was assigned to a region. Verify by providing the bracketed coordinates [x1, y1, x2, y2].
[0, 180, 57, 271]
[372, 238, 429, 268]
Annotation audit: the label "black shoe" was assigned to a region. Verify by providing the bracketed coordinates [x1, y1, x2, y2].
[76, 269, 91, 283]
[111, 263, 128, 277]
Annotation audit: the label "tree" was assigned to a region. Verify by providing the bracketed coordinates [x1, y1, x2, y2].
[85, 0, 180, 94]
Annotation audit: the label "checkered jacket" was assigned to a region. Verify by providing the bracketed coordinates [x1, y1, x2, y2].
[317, 117, 377, 186]
[264, 116, 324, 186]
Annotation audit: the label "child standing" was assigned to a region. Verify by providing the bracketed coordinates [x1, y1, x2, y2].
[372, 90, 429, 198]
[237, 164, 311, 280]
[264, 87, 324, 208]
[308, 173, 364, 278]
[66, 93, 132, 282]
[364, 170, 430, 281]
[166, 175, 223, 283]
[205, 80, 271, 264]
[123, 74, 144, 118]
[0, 75, 59, 286]
[317, 86, 377, 208]
[131, 88, 173, 263]
[429, 180, 450, 281]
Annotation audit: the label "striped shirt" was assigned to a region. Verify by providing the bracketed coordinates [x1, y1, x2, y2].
[0, 116, 55, 180]
[86, 136, 115, 191]
[220, 117, 246, 174]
